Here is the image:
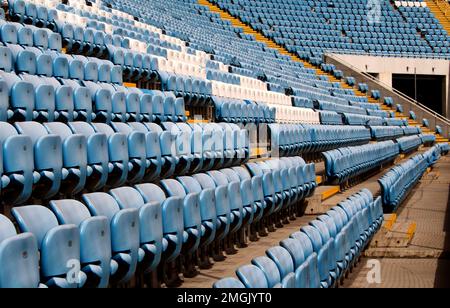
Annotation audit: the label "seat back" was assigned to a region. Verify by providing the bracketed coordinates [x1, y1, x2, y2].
[50, 199, 111, 288]
[280, 238, 306, 268]
[12, 205, 80, 280]
[0, 214, 40, 288]
[236, 264, 268, 288]
[251, 256, 281, 288]
[266, 246, 295, 279]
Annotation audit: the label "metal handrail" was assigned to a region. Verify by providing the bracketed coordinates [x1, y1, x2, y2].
[322, 48, 450, 60]
[325, 52, 450, 126]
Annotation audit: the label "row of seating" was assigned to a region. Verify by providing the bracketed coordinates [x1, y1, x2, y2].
[0, 120, 249, 204]
[379, 145, 444, 212]
[0, 69, 188, 124]
[213, 96, 276, 124]
[403, 126, 422, 136]
[384, 118, 408, 127]
[343, 113, 384, 126]
[213, 189, 384, 288]
[396, 135, 423, 154]
[7, 0, 57, 28]
[269, 124, 371, 156]
[318, 110, 343, 125]
[0, 156, 315, 287]
[370, 126, 404, 141]
[323, 141, 401, 184]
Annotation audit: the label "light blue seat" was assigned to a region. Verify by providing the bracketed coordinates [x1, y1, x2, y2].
[0, 122, 34, 205]
[49, 199, 115, 288]
[82, 192, 141, 285]
[300, 225, 331, 288]
[15, 121, 62, 200]
[91, 123, 129, 188]
[142, 123, 177, 178]
[109, 186, 164, 274]
[193, 172, 231, 259]
[160, 179, 203, 258]
[12, 205, 85, 288]
[236, 264, 268, 288]
[0, 214, 44, 288]
[110, 122, 147, 184]
[0, 70, 34, 121]
[19, 74, 55, 122]
[44, 122, 87, 196]
[207, 170, 244, 235]
[127, 122, 163, 182]
[177, 176, 217, 249]
[251, 256, 283, 288]
[266, 246, 295, 284]
[68, 122, 109, 191]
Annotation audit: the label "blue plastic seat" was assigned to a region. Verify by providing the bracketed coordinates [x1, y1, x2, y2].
[43, 122, 87, 196]
[127, 122, 163, 182]
[82, 192, 141, 284]
[142, 123, 177, 178]
[207, 170, 244, 235]
[160, 179, 203, 258]
[49, 199, 115, 288]
[67, 122, 110, 191]
[90, 123, 129, 188]
[12, 205, 85, 288]
[110, 122, 147, 184]
[251, 256, 283, 288]
[177, 176, 217, 249]
[0, 214, 44, 288]
[109, 186, 164, 273]
[0, 122, 34, 205]
[15, 121, 62, 200]
[0, 70, 34, 121]
[193, 172, 231, 257]
[236, 264, 268, 288]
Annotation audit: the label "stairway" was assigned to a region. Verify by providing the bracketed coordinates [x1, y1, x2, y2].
[197, 0, 448, 143]
[427, 0, 450, 34]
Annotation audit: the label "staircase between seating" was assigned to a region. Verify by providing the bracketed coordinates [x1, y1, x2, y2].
[427, 0, 450, 34]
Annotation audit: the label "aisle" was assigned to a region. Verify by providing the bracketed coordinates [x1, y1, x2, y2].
[343, 156, 450, 288]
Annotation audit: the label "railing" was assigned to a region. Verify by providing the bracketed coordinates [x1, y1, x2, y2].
[322, 48, 450, 60]
[324, 52, 450, 136]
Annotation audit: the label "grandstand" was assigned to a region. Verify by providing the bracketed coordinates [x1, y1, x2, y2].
[0, 0, 449, 289]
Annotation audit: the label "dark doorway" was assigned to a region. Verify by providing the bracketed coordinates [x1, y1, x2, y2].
[392, 74, 445, 116]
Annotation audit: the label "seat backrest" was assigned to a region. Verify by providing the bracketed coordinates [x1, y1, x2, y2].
[251, 256, 281, 288]
[110, 186, 145, 210]
[0, 214, 40, 288]
[12, 205, 80, 278]
[266, 246, 295, 279]
[161, 179, 187, 198]
[49, 199, 111, 287]
[134, 183, 167, 204]
[236, 264, 268, 288]
[290, 231, 314, 257]
[280, 238, 306, 269]
[82, 192, 121, 222]
[309, 219, 331, 244]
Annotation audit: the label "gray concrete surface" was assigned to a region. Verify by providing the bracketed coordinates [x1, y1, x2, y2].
[344, 156, 450, 288]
